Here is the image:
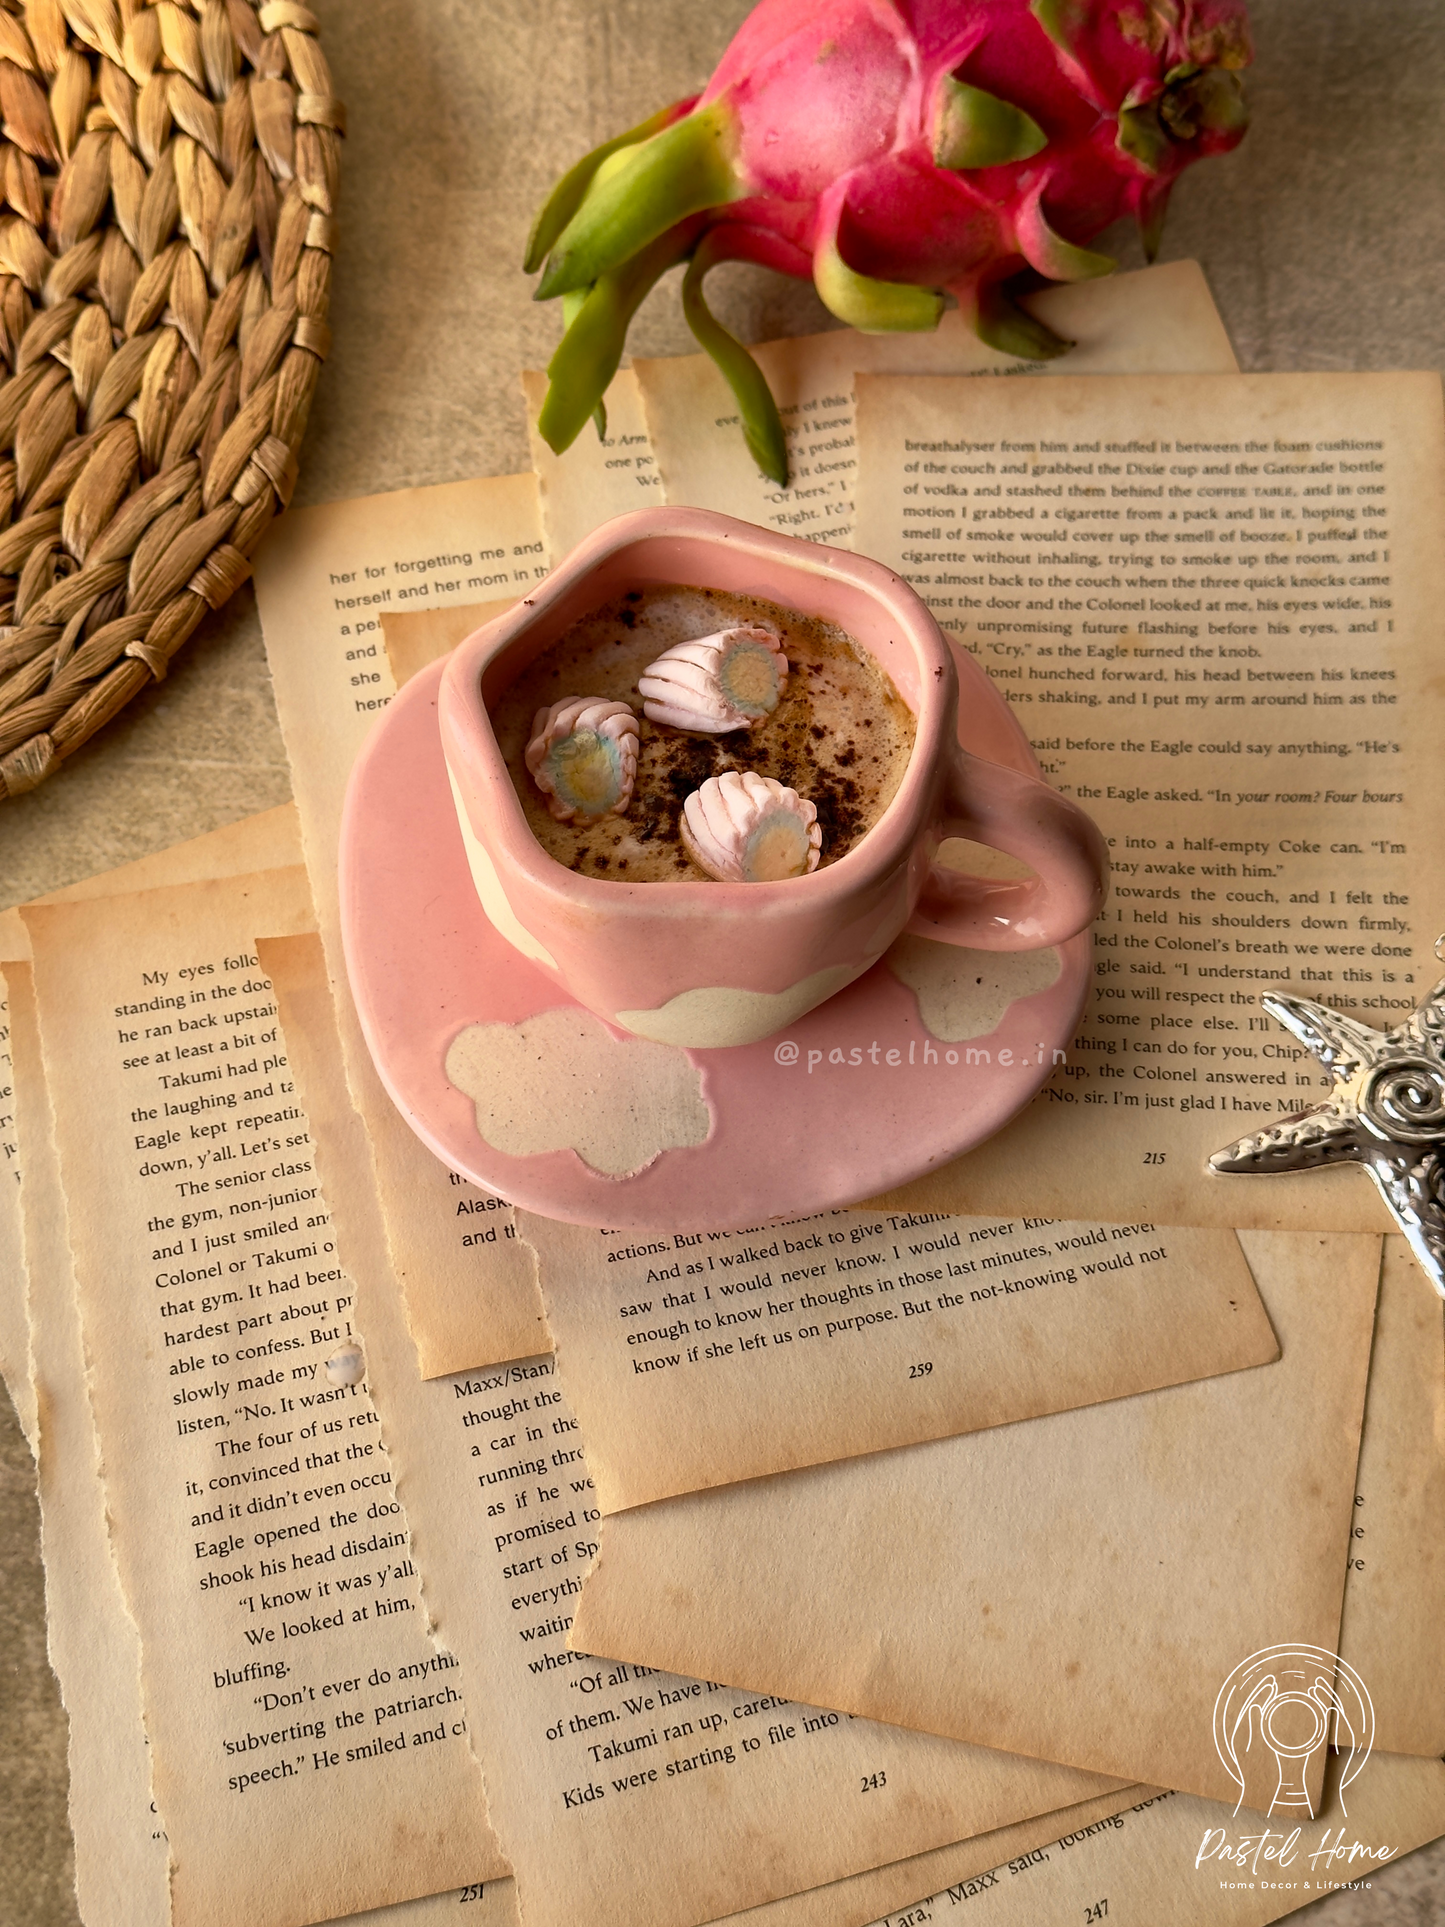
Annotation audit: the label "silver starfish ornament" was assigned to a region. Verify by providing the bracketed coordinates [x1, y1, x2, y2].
[1210, 979, 1445, 1300]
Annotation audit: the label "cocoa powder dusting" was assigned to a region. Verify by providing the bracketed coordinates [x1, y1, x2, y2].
[488, 585, 915, 882]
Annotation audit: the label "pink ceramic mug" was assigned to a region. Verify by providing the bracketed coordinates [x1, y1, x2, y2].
[437, 508, 1108, 1050]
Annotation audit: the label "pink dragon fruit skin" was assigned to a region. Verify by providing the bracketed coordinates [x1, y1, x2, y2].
[528, 0, 1251, 484]
[701, 1, 916, 206]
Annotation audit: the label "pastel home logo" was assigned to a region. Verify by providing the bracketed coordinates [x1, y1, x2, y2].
[1214, 1646, 1374, 1819]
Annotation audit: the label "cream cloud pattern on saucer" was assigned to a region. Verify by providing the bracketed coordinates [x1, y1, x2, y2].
[445, 1009, 712, 1177]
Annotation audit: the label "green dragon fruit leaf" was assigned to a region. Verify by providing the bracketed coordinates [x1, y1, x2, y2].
[560, 288, 608, 440]
[536, 103, 742, 301]
[814, 228, 946, 335]
[537, 224, 699, 456]
[934, 77, 1048, 170]
[523, 103, 686, 277]
[970, 279, 1074, 361]
[1015, 182, 1115, 281]
[1029, 0, 1087, 56]
[681, 236, 789, 487]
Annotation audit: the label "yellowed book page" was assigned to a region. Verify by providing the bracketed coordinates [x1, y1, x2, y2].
[0, 807, 305, 1459]
[524, 365, 661, 558]
[20, 835, 1005, 1927]
[742, 1787, 1150, 1927]
[0, 962, 33, 1451]
[1, 910, 28, 1442]
[262, 931, 1126, 1927]
[15, 981, 527, 1927]
[849, 1765, 1445, 1927]
[31, 803, 303, 919]
[574, 1230, 1383, 1805]
[399, 1796, 1154, 1927]
[521, 1207, 1275, 1511]
[0, 975, 1215, 1927]
[2, 805, 302, 961]
[254, 478, 550, 1375]
[637, 262, 1237, 544]
[7, 812, 501, 1927]
[1337, 1237, 1445, 1755]
[851, 369, 1445, 1231]
[22, 872, 504, 1927]
[3, 917, 34, 1451]
[13, 960, 511, 1927]
[384, 598, 516, 690]
[6, 960, 172, 1926]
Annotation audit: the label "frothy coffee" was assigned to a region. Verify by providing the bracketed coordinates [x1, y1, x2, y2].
[489, 585, 916, 882]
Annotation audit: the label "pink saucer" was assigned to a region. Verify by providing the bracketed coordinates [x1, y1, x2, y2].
[340, 645, 1089, 1232]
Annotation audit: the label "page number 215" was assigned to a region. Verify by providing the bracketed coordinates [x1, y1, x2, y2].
[1143, 1151, 1166, 1165]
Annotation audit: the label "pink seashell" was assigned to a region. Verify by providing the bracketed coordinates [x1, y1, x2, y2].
[638, 623, 788, 733]
[525, 696, 640, 821]
[680, 769, 821, 882]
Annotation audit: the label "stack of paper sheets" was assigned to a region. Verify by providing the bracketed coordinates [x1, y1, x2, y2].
[4, 260, 1445, 1927]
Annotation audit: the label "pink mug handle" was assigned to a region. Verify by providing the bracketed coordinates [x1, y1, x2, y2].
[906, 747, 1110, 951]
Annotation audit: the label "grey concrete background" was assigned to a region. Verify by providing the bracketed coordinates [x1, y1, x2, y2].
[2, 0, 1442, 1918]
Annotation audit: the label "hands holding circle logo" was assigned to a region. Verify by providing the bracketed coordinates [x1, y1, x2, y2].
[1214, 1646, 1374, 1819]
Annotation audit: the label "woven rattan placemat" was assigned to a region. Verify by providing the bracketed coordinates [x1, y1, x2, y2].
[0, 0, 341, 800]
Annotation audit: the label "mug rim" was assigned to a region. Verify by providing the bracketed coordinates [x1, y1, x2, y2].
[438, 506, 956, 914]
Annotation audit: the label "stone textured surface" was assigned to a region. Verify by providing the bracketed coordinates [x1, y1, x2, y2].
[3, 0, 1443, 1918]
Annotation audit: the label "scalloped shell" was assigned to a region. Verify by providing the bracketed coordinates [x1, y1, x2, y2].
[638, 623, 788, 733]
[680, 770, 821, 883]
[524, 697, 640, 822]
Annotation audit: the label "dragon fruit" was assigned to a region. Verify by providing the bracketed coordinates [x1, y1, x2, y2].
[527, 0, 1251, 483]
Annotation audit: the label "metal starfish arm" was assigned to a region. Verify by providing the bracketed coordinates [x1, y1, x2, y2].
[1362, 1148, 1445, 1301]
[1211, 977, 1445, 1300]
[1209, 1103, 1365, 1177]
[1399, 975, 1445, 1056]
[1261, 994, 1387, 1082]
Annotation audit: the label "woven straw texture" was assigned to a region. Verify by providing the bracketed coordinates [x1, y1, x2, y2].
[0, 0, 340, 801]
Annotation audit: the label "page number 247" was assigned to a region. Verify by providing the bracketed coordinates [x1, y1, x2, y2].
[1085, 1904, 1108, 1923]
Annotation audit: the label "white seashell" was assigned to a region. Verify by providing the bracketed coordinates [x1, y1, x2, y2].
[638, 624, 788, 733]
[524, 697, 640, 822]
[680, 771, 822, 883]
